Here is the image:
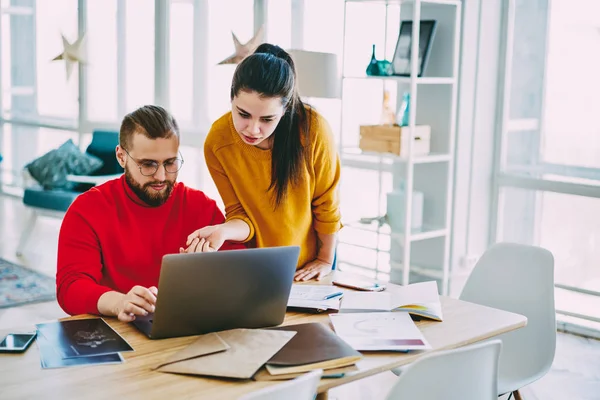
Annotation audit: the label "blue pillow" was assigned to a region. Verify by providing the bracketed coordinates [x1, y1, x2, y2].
[26, 139, 104, 190]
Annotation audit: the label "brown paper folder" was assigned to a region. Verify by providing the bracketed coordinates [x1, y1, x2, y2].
[154, 332, 230, 369]
[265, 323, 363, 376]
[155, 329, 295, 379]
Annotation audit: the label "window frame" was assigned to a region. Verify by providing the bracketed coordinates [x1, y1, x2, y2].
[491, 0, 600, 333]
[0, 0, 273, 148]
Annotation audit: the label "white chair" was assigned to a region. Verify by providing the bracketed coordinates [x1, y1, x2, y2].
[459, 242, 556, 399]
[239, 369, 323, 400]
[386, 340, 502, 400]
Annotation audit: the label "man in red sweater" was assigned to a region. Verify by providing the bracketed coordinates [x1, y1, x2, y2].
[57, 105, 243, 322]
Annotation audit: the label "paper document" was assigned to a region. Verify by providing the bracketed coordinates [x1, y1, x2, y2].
[287, 284, 343, 311]
[329, 312, 431, 351]
[339, 281, 443, 321]
[289, 284, 344, 301]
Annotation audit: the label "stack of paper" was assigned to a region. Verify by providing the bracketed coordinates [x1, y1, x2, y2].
[339, 281, 443, 321]
[287, 284, 344, 312]
[329, 312, 431, 351]
[35, 318, 132, 369]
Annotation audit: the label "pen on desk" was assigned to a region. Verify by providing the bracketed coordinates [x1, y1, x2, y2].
[323, 373, 345, 378]
[323, 292, 344, 300]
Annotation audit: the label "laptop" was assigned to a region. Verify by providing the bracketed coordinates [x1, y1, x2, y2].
[132, 246, 300, 339]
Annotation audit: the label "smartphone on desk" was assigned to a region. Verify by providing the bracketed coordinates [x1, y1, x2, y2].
[0, 332, 36, 353]
[332, 277, 386, 292]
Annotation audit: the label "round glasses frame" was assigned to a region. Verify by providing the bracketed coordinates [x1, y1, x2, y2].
[123, 148, 184, 176]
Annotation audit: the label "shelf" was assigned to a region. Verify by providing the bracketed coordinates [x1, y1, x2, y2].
[392, 225, 448, 243]
[390, 262, 470, 281]
[341, 149, 452, 170]
[343, 220, 447, 243]
[343, 75, 456, 85]
[1, 6, 34, 15]
[343, 220, 391, 234]
[345, 0, 461, 6]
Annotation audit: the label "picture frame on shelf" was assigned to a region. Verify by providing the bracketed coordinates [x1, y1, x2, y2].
[391, 20, 437, 77]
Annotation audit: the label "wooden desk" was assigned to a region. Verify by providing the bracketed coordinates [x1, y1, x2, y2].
[0, 277, 526, 400]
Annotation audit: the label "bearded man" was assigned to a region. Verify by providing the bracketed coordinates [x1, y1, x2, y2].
[56, 105, 243, 321]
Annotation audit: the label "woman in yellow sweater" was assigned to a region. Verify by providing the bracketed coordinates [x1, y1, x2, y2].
[184, 43, 342, 281]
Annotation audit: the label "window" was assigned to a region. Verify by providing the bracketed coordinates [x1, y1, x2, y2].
[266, 0, 291, 49]
[35, 0, 79, 120]
[169, 0, 194, 123]
[206, 0, 255, 122]
[87, 0, 118, 121]
[494, 0, 600, 333]
[498, 187, 600, 326]
[541, 0, 600, 170]
[125, 0, 155, 113]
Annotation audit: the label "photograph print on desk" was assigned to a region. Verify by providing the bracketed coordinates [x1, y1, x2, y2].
[36, 333, 124, 369]
[36, 318, 133, 359]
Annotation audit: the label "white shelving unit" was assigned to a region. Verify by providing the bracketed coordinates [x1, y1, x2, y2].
[338, 0, 461, 295]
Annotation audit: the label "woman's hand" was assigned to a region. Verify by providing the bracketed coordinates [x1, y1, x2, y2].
[180, 225, 224, 253]
[294, 258, 333, 281]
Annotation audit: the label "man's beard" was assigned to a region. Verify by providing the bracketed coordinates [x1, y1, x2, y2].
[125, 167, 175, 207]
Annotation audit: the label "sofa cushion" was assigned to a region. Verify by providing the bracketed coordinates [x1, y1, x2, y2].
[23, 186, 79, 212]
[25, 139, 104, 189]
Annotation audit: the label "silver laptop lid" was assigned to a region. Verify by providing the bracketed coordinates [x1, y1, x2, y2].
[147, 246, 300, 339]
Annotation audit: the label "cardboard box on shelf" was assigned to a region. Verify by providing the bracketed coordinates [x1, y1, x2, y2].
[359, 125, 431, 157]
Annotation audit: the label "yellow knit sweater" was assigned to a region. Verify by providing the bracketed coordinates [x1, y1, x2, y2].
[204, 109, 342, 268]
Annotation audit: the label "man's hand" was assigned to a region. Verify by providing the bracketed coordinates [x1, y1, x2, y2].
[181, 225, 224, 253]
[112, 286, 158, 322]
[294, 259, 333, 282]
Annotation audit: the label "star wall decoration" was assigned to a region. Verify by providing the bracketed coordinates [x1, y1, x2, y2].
[217, 26, 264, 65]
[52, 33, 87, 80]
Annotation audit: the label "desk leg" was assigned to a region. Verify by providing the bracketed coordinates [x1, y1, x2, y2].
[316, 391, 328, 400]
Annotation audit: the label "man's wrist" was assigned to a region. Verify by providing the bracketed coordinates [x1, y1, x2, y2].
[97, 291, 123, 316]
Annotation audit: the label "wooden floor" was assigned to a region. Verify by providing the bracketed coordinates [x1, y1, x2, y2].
[0, 194, 599, 399]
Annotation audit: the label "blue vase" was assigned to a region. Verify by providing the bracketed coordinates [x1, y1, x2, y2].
[397, 92, 410, 126]
[366, 44, 379, 76]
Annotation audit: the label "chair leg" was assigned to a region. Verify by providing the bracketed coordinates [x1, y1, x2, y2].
[16, 210, 38, 256]
[513, 390, 524, 400]
[316, 391, 329, 400]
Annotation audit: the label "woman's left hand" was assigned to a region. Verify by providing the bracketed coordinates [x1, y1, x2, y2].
[294, 259, 333, 281]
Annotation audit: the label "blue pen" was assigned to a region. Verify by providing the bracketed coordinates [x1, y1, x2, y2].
[324, 291, 343, 300]
[323, 373, 345, 378]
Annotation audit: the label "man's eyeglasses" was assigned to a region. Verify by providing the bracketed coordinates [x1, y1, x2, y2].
[123, 148, 184, 176]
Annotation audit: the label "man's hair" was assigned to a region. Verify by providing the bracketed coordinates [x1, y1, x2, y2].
[119, 105, 180, 150]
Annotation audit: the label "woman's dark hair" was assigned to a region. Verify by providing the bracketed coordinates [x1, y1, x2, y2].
[119, 105, 180, 150]
[231, 43, 311, 207]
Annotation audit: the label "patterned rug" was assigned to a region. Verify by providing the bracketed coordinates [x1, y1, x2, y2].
[0, 258, 56, 308]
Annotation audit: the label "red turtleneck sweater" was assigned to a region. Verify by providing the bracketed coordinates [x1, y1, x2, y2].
[56, 175, 244, 316]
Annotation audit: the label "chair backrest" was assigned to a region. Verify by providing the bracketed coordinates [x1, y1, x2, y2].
[459, 242, 556, 394]
[385, 340, 502, 400]
[86, 130, 123, 176]
[238, 369, 323, 400]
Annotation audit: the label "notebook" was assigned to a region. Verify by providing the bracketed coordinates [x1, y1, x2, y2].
[265, 322, 363, 376]
[339, 281, 443, 321]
